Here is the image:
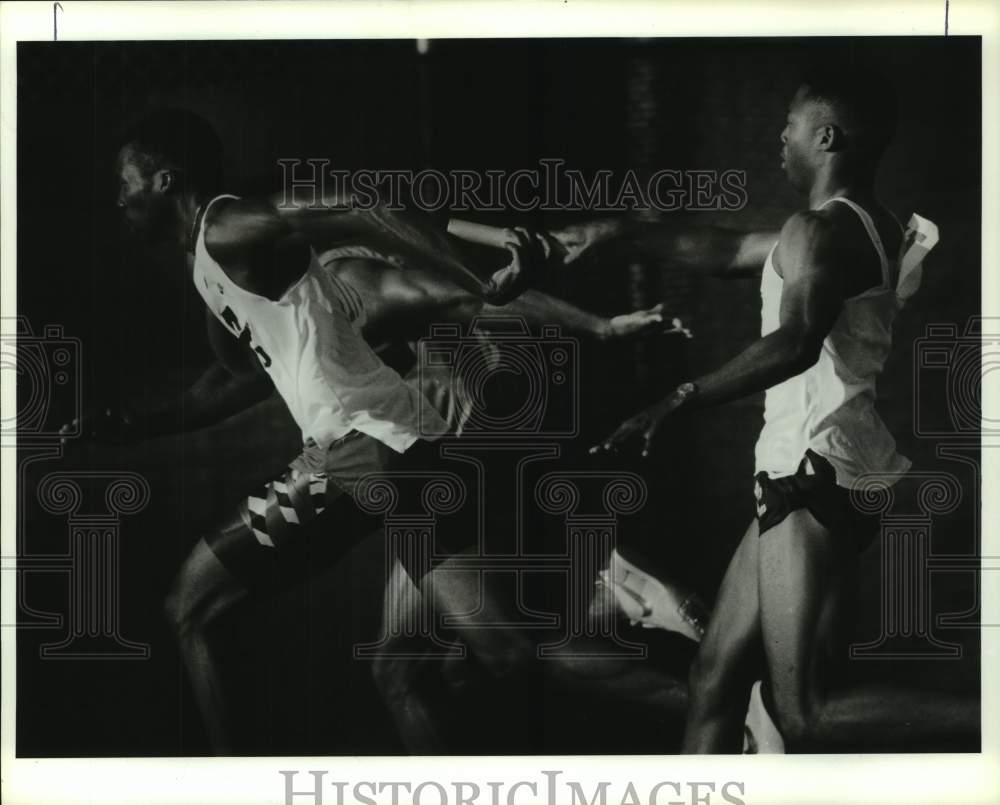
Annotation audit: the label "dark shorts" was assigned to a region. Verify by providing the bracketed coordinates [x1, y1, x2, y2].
[205, 431, 468, 591]
[753, 450, 881, 551]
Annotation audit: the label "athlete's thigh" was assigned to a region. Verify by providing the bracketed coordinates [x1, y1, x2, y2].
[424, 555, 534, 675]
[206, 446, 385, 594]
[379, 554, 428, 641]
[168, 534, 250, 625]
[757, 507, 855, 711]
[695, 518, 763, 681]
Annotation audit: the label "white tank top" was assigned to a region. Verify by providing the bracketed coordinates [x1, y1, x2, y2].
[192, 195, 448, 452]
[315, 243, 495, 438]
[754, 197, 937, 486]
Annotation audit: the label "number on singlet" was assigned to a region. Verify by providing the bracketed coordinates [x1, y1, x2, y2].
[220, 305, 273, 368]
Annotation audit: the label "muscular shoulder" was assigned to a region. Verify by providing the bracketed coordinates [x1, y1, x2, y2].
[203, 197, 310, 298]
[781, 201, 899, 296]
[773, 210, 843, 280]
[203, 197, 289, 264]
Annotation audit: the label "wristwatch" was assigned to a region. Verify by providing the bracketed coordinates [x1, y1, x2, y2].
[676, 381, 699, 399]
[671, 381, 699, 409]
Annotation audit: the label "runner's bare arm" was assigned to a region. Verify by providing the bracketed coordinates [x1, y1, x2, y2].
[485, 290, 688, 342]
[140, 310, 273, 437]
[207, 194, 541, 304]
[684, 212, 844, 405]
[60, 311, 273, 444]
[592, 212, 846, 455]
[327, 255, 684, 344]
[549, 217, 779, 277]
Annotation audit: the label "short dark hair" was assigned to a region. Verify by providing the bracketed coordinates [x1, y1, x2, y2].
[800, 65, 898, 158]
[121, 108, 223, 194]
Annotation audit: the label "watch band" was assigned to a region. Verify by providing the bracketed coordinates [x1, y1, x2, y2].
[675, 381, 699, 401]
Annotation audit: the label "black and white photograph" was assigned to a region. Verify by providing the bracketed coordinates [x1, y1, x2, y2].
[2, 2, 997, 804]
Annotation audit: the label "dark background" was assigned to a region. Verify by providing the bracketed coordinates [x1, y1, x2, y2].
[14, 37, 981, 756]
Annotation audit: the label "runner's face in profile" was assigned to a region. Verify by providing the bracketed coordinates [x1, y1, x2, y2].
[115, 145, 175, 243]
[780, 87, 819, 192]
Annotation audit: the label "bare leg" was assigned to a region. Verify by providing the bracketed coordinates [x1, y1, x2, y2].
[163, 538, 249, 754]
[369, 557, 536, 754]
[758, 508, 979, 751]
[540, 584, 689, 717]
[427, 558, 691, 729]
[427, 565, 537, 680]
[371, 557, 453, 753]
[164, 477, 378, 755]
[682, 520, 763, 753]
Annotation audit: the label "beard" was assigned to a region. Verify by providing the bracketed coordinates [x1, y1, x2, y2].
[783, 150, 813, 194]
[120, 194, 178, 246]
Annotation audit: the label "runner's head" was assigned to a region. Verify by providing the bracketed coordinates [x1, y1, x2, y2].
[115, 108, 222, 241]
[781, 66, 897, 192]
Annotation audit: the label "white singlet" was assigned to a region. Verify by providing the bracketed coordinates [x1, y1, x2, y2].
[192, 195, 448, 453]
[315, 243, 485, 437]
[754, 197, 934, 487]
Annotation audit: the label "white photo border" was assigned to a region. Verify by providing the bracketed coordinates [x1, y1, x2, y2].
[2, 2, 997, 804]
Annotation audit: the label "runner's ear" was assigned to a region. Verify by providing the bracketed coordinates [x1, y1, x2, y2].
[153, 168, 176, 194]
[814, 123, 843, 153]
